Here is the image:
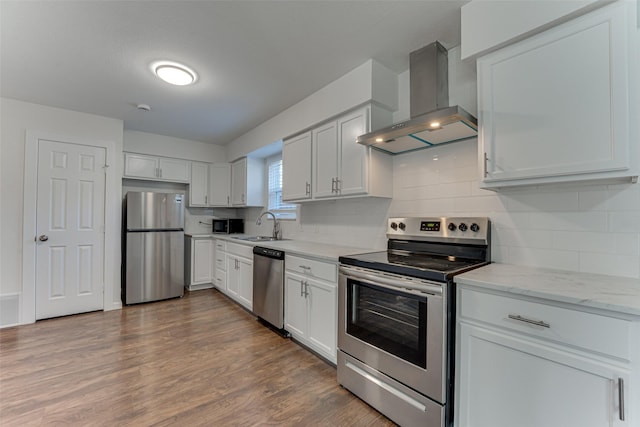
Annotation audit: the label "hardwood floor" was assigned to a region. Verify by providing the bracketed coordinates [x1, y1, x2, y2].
[0, 289, 395, 426]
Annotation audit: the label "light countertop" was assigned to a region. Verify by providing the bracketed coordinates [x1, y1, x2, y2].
[183, 233, 373, 262]
[455, 263, 640, 316]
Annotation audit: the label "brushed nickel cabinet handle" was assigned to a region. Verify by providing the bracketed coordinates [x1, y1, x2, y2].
[483, 153, 489, 178]
[300, 280, 304, 297]
[507, 314, 550, 328]
[305, 182, 310, 195]
[619, 378, 625, 421]
[331, 178, 336, 193]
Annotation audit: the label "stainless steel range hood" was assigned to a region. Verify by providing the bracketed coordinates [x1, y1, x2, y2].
[357, 42, 477, 154]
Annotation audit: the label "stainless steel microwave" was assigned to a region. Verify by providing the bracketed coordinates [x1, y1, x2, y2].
[212, 218, 244, 234]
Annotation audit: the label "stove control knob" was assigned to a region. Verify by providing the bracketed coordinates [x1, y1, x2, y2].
[448, 223, 457, 231]
[390, 222, 398, 230]
[470, 223, 480, 232]
[398, 222, 406, 231]
[459, 223, 468, 232]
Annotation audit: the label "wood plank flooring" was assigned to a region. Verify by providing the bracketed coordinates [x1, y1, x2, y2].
[0, 289, 395, 426]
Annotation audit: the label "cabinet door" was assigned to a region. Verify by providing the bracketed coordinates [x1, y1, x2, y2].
[284, 273, 307, 338]
[189, 162, 209, 206]
[124, 153, 158, 179]
[283, 132, 312, 201]
[457, 323, 630, 427]
[209, 163, 231, 206]
[313, 121, 339, 199]
[338, 108, 369, 196]
[478, 2, 632, 187]
[236, 257, 253, 310]
[230, 158, 247, 206]
[158, 157, 189, 182]
[226, 255, 239, 298]
[306, 277, 337, 363]
[192, 239, 213, 284]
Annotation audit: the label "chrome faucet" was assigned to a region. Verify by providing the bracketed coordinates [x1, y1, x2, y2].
[256, 211, 281, 239]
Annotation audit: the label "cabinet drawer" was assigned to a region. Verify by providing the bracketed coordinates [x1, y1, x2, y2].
[215, 244, 227, 271]
[226, 242, 253, 259]
[215, 269, 226, 290]
[459, 288, 631, 360]
[286, 255, 337, 283]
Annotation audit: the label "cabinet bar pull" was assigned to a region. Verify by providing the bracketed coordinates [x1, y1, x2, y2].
[331, 178, 336, 193]
[304, 281, 309, 298]
[507, 314, 550, 328]
[227, 196, 229, 205]
[160, 168, 162, 178]
[483, 153, 489, 177]
[619, 378, 625, 421]
[204, 195, 208, 205]
[305, 182, 310, 195]
[335, 178, 341, 193]
[299, 265, 311, 270]
[300, 280, 304, 297]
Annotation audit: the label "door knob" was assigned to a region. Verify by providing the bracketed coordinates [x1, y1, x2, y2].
[38, 235, 49, 242]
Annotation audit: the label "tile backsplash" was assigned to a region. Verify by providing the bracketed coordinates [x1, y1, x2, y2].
[246, 139, 640, 279]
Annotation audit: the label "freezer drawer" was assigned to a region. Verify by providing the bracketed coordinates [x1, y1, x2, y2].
[125, 231, 184, 304]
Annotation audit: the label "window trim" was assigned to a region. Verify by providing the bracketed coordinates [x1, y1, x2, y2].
[265, 153, 297, 220]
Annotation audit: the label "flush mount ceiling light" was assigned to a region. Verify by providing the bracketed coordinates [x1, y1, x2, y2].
[151, 61, 197, 86]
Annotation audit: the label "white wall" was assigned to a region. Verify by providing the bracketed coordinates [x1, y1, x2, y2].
[1, 98, 124, 326]
[124, 129, 226, 163]
[225, 59, 398, 162]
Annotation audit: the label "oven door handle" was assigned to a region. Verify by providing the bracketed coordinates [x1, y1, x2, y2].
[339, 266, 442, 296]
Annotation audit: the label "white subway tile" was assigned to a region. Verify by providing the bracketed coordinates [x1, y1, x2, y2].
[609, 211, 640, 232]
[579, 253, 640, 278]
[528, 211, 608, 232]
[505, 191, 580, 212]
[507, 246, 580, 271]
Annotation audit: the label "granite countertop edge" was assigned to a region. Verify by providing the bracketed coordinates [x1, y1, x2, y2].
[183, 233, 372, 262]
[455, 263, 640, 317]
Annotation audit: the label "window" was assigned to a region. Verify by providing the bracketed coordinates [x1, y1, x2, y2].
[267, 154, 297, 219]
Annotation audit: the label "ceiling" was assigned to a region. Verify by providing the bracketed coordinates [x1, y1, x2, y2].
[1, 1, 467, 145]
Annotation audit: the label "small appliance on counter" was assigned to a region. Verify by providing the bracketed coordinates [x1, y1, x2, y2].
[212, 218, 244, 234]
[123, 192, 185, 305]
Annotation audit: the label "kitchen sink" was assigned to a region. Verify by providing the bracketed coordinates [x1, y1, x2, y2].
[233, 235, 288, 242]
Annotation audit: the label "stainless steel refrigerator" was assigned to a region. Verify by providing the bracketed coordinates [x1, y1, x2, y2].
[124, 191, 185, 304]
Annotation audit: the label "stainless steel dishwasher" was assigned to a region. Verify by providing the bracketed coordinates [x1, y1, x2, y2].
[252, 246, 286, 333]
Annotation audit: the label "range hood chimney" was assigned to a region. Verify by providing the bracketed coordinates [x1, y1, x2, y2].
[357, 42, 477, 154]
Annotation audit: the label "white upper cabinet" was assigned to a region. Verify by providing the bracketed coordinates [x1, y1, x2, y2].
[313, 121, 339, 199]
[231, 157, 264, 207]
[189, 162, 209, 206]
[478, 1, 638, 189]
[282, 131, 312, 201]
[123, 153, 190, 183]
[283, 105, 393, 202]
[189, 162, 231, 207]
[209, 163, 231, 206]
[461, 0, 603, 59]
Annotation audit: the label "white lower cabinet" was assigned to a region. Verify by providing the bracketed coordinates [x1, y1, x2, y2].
[284, 254, 338, 363]
[456, 286, 636, 427]
[184, 236, 213, 291]
[224, 242, 253, 311]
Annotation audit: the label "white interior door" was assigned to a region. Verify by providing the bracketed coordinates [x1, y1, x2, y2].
[35, 139, 106, 320]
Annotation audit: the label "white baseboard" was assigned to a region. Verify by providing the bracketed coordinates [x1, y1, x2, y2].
[0, 294, 20, 328]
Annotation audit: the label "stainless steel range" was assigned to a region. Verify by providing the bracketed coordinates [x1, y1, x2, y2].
[337, 217, 491, 427]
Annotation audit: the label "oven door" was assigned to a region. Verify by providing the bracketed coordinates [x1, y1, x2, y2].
[338, 265, 447, 403]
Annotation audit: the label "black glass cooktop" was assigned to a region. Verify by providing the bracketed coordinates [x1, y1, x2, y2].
[339, 250, 488, 282]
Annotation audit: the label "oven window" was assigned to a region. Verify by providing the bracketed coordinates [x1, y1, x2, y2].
[346, 279, 426, 368]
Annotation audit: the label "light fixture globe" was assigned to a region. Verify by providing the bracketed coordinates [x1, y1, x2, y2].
[151, 61, 197, 86]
